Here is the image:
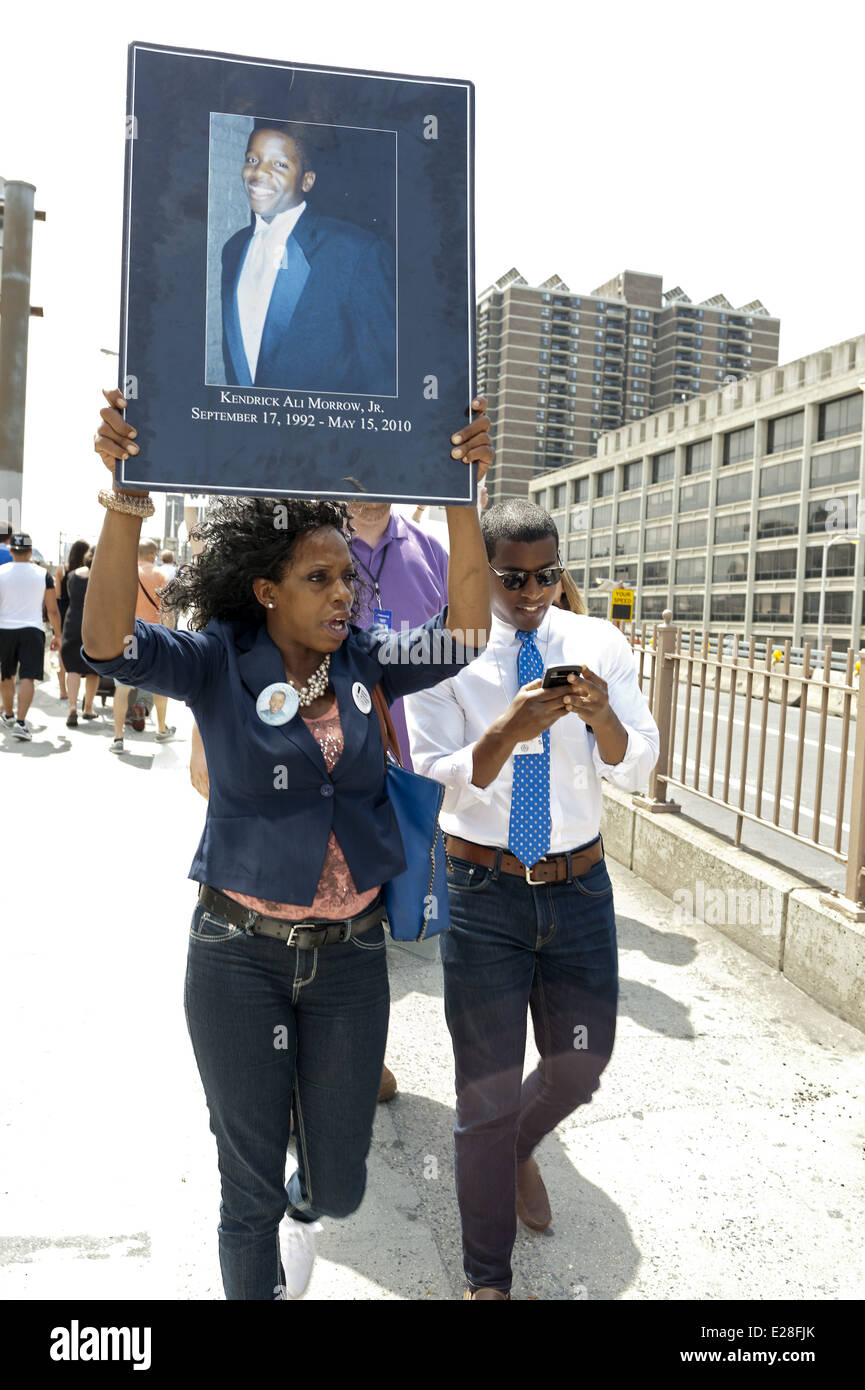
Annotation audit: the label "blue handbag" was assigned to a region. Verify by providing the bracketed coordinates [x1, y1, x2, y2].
[373, 684, 450, 941]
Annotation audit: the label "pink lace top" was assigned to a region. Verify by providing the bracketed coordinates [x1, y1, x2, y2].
[221, 696, 381, 921]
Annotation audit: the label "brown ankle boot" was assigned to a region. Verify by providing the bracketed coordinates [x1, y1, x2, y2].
[516, 1155, 552, 1230]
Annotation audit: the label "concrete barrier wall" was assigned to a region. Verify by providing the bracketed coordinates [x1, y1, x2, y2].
[600, 783, 865, 1032]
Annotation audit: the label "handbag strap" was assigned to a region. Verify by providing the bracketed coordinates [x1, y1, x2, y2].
[371, 683, 403, 769]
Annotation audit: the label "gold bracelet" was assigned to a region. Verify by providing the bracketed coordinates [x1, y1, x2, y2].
[98, 488, 155, 518]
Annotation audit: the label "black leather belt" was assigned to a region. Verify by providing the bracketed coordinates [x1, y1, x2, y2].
[198, 884, 385, 948]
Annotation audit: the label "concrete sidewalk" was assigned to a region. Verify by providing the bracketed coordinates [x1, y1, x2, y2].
[1, 681, 863, 1300]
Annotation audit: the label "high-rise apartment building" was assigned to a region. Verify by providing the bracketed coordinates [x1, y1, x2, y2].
[477, 268, 780, 502]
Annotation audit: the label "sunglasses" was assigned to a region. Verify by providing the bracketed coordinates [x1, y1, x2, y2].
[488, 559, 564, 591]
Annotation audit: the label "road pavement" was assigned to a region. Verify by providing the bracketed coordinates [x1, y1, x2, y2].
[1, 678, 863, 1300]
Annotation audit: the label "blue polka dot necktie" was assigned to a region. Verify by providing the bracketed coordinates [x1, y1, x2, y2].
[507, 629, 551, 869]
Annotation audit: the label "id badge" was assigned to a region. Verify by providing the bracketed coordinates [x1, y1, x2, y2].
[372, 607, 393, 630]
[515, 736, 544, 756]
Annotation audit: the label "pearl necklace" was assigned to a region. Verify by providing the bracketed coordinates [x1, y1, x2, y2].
[288, 653, 331, 707]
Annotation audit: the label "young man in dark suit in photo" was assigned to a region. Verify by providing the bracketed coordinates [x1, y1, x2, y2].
[220, 122, 395, 396]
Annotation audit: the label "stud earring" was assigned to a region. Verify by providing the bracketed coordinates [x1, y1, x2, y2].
[268, 602, 275, 609]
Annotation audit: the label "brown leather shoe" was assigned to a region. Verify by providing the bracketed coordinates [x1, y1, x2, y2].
[378, 1064, 398, 1103]
[463, 1287, 510, 1299]
[516, 1156, 552, 1230]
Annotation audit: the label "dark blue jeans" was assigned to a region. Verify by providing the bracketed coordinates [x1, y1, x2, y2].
[184, 900, 389, 1300]
[440, 839, 618, 1293]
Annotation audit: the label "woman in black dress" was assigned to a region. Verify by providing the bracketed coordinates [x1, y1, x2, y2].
[54, 539, 89, 702]
[61, 549, 99, 727]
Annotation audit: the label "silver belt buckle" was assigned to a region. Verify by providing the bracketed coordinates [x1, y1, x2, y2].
[283, 923, 303, 947]
[525, 858, 548, 886]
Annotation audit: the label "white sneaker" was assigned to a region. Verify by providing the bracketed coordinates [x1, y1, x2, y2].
[1, 713, 15, 729]
[280, 1218, 323, 1299]
[109, 737, 124, 754]
[12, 721, 31, 741]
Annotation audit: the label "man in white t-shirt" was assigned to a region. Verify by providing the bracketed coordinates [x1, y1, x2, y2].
[0, 534, 62, 741]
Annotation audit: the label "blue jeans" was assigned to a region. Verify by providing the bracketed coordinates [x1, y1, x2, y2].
[184, 899, 390, 1300]
[440, 838, 618, 1293]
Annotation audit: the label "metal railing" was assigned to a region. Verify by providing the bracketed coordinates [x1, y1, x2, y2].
[621, 612, 865, 918]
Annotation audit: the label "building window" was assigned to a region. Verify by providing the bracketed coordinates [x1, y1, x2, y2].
[679, 481, 710, 513]
[646, 487, 673, 518]
[618, 496, 641, 524]
[818, 393, 863, 442]
[551, 484, 566, 509]
[713, 552, 749, 583]
[685, 439, 712, 475]
[677, 518, 708, 549]
[715, 513, 750, 545]
[766, 410, 804, 455]
[567, 538, 586, 561]
[616, 529, 640, 556]
[640, 594, 667, 620]
[644, 524, 672, 553]
[808, 493, 857, 533]
[805, 543, 856, 578]
[596, 469, 615, 498]
[722, 425, 755, 466]
[753, 593, 796, 623]
[674, 594, 704, 622]
[759, 458, 801, 497]
[622, 460, 643, 491]
[710, 594, 746, 623]
[716, 471, 752, 506]
[651, 450, 675, 484]
[642, 559, 669, 585]
[593, 502, 613, 528]
[754, 549, 796, 581]
[676, 556, 707, 584]
[571, 478, 589, 505]
[613, 562, 638, 586]
[590, 533, 612, 559]
[810, 446, 860, 489]
[757, 503, 800, 539]
[803, 591, 853, 624]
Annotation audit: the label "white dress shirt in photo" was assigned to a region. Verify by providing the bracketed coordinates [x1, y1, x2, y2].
[404, 606, 660, 852]
[236, 202, 307, 380]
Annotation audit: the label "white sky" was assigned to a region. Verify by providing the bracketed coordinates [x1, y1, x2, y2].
[3, 0, 864, 557]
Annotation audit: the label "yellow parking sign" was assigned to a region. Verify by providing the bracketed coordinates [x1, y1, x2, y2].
[610, 587, 634, 621]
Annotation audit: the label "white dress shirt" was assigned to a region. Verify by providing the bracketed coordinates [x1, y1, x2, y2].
[404, 606, 659, 852]
[237, 202, 307, 379]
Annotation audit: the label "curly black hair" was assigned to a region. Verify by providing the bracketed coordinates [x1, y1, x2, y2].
[157, 495, 364, 631]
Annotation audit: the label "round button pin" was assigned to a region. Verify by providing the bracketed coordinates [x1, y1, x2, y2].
[352, 681, 372, 714]
[256, 682, 299, 725]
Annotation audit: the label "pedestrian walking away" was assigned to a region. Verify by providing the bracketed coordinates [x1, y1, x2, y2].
[54, 539, 91, 703]
[110, 540, 176, 752]
[0, 534, 62, 742]
[85, 386, 493, 1301]
[406, 498, 659, 1299]
[60, 547, 100, 726]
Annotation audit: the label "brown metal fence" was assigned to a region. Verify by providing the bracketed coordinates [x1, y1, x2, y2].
[620, 612, 865, 916]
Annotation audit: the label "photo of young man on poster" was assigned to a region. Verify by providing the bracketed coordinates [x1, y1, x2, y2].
[214, 117, 396, 396]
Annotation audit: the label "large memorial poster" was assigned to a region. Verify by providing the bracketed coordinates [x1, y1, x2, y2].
[117, 42, 475, 505]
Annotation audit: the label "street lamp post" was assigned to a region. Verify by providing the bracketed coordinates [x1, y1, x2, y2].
[816, 532, 859, 653]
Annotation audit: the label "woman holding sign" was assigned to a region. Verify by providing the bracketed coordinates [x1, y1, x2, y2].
[84, 388, 492, 1301]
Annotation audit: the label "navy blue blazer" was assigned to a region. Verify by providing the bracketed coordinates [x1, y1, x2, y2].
[85, 611, 473, 906]
[221, 207, 396, 395]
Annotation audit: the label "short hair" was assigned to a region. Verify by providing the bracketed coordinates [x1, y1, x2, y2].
[161, 550, 175, 564]
[138, 540, 158, 561]
[250, 120, 315, 174]
[479, 499, 559, 561]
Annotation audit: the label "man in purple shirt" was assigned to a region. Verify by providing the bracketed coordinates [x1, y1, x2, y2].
[349, 504, 449, 772]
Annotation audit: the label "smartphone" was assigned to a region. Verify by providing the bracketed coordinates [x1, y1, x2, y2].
[542, 663, 583, 689]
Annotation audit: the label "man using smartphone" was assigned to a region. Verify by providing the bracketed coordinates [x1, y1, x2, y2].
[405, 498, 659, 1300]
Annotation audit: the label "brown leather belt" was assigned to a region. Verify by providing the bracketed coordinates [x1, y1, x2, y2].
[198, 885, 385, 948]
[445, 835, 603, 886]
